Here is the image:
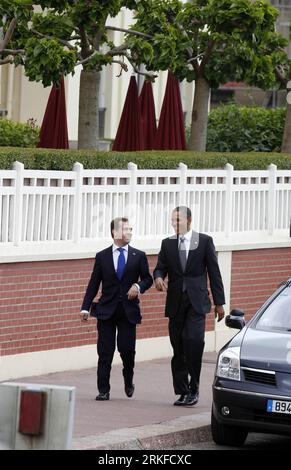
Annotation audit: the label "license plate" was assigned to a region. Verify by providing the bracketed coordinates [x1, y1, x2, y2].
[267, 399, 291, 414]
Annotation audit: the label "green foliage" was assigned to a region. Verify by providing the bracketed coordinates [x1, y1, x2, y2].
[86, 53, 113, 71]
[1, 147, 291, 170]
[24, 38, 76, 86]
[205, 105, 286, 152]
[1, 0, 141, 87]
[130, 0, 287, 90]
[0, 119, 40, 147]
[126, 0, 182, 72]
[0, 0, 33, 25]
[32, 12, 75, 39]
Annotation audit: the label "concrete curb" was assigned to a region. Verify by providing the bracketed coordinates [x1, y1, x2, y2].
[72, 412, 211, 450]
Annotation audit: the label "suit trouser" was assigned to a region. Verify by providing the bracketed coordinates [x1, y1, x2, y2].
[97, 303, 136, 393]
[168, 291, 206, 395]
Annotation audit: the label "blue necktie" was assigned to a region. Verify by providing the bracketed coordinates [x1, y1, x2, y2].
[116, 247, 126, 280]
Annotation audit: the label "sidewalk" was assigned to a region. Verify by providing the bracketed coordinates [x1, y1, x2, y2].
[16, 352, 217, 450]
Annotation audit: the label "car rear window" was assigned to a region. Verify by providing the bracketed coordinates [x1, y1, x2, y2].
[256, 286, 291, 332]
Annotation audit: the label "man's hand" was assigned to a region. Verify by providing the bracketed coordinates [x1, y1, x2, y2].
[215, 305, 225, 322]
[80, 312, 89, 322]
[127, 285, 139, 300]
[154, 277, 167, 292]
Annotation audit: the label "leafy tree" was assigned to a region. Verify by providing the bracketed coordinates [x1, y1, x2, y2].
[128, 0, 287, 150]
[280, 79, 291, 153]
[274, 32, 291, 153]
[0, 0, 150, 149]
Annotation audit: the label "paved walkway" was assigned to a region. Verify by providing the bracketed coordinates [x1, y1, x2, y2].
[16, 352, 217, 449]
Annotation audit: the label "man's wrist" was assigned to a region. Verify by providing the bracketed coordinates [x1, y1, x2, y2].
[81, 310, 89, 314]
[133, 283, 140, 293]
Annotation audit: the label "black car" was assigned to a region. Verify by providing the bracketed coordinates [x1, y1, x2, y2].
[212, 279, 291, 446]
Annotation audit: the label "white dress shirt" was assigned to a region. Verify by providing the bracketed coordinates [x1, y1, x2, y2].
[112, 243, 129, 269]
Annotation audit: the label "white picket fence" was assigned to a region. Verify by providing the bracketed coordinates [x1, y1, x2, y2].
[0, 161, 290, 245]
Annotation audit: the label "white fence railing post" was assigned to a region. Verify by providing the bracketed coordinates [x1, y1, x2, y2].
[179, 162, 187, 205]
[225, 163, 234, 237]
[12, 161, 24, 246]
[73, 162, 83, 243]
[2, 163, 291, 249]
[268, 163, 277, 235]
[128, 162, 138, 223]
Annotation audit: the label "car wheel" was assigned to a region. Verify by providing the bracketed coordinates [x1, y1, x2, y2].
[211, 406, 248, 447]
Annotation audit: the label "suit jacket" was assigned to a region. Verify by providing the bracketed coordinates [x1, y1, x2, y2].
[153, 231, 225, 317]
[81, 245, 153, 324]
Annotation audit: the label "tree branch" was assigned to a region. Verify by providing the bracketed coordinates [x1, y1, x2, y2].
[187, 52, 204, 64]
[77, 50, 99, 66]
[1, 49, 25, 55]
[199, 39, 215, 74]
[0, 18, 17, 52]
[30, 28, 77, 52]
[111, 59, 128, 71]
[87, 32, 102, 51]
[190, 29, 200, 75]
[275, 65, 288, 86]
[78, 25, 91, 59]
[123, 53, 157, 80]
[134, 67, 157, 80]
[76, 43, 128, 66]
[111, 59, 128, 77]
[106, 25, 152, 39]
[0, 57, 14, 64]
[106, 44, 128, 56]
[176, 23, 194, 60]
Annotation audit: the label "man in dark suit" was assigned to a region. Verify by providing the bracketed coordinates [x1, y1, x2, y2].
[80, 217, 153, 401]
[154, 206, 225, 407]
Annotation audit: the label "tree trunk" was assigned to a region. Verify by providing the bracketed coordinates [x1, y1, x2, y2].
[281, 102, 291, 153]
[188, 77, 210, 151]
[78, 69, 100, 149]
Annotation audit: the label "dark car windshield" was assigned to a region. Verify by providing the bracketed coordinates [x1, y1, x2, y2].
[256, 286, 291, 332]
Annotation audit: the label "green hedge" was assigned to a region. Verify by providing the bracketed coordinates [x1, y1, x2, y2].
[0, 119, 40, 147]
[0, 147, 291, 170]
[206, 105, 285, 152]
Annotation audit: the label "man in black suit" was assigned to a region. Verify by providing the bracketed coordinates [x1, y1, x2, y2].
[80, 217, 153, 401]
[154, 206, 225, 407]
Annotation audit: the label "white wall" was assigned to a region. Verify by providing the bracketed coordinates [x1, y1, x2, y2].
[18, 73, 51, 127]
[66, 66, 81, 142]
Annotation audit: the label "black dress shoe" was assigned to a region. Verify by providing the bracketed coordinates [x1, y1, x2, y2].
[125, 384, 135, 398]
[186, 392, 199, 406]
[95, 392, 110, 401]
[173, 394, 189, 406]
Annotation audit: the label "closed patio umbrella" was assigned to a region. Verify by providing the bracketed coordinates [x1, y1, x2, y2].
[154, 71, 186, 150]
[38, 78, 69, 149]
[112, 76, 144, 151]
[139, 81, 156, 150]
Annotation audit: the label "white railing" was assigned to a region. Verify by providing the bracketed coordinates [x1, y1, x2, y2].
[0, 161, 290, 245]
